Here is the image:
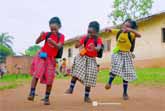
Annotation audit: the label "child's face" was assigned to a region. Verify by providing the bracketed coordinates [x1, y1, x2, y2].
[88, 28, 97, 37]
[122, 21, 131, 29]
[49, 24, 59, 34]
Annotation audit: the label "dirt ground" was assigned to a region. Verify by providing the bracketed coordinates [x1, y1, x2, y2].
[0, 80, 165, 111]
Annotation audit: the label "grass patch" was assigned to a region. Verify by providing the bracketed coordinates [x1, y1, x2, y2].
[0, 74, 31, 90]
[0, 68, 165, 90]
[0, 83, 18, 91]
[97, 68, 165, 86]
[0, 74, 31, 83]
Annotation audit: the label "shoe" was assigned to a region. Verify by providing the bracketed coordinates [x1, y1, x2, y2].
[27, 95, 35, 101]
[65, 88, 73, 94]
[105, 84, 111, 90]
[43, 98, 50, 105]
[123, 94, 129, 100]
[84, 97, 92, 103]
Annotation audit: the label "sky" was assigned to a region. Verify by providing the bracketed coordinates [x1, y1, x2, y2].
[0, 0, 165, 54]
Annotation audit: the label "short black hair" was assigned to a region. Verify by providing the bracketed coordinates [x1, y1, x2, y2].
[124, 19, 138, 30]
[88, 21, 100, 33]
[49, 17, 62, 28]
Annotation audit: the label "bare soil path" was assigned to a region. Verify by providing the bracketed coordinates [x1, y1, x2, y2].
[0, 80, 165, 111]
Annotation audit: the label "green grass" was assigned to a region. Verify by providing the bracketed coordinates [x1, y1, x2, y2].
[0, 84, 18, 90]
[0, 74, 31, 82]
[97, 68, 165, 86]
[0, 74, 31, 90]
[0, 68, 165, 90]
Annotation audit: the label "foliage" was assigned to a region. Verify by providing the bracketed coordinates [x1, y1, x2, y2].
[109, 0, 154, 25]
[24, 45, 41, 56]
[0, 45, 14, 63]
[0, 33, 14, 49]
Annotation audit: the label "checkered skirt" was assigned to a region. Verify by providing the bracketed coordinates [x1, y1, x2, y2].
[111, 52, 137, 81]
[30, 52, 55, 85]
[71, 55, 98, 87]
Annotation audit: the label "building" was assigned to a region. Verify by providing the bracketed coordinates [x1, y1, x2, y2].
[6, 56, 33, 74]
[63, 12, 165, 69]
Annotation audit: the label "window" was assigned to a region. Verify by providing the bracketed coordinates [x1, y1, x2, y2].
[68, 48, 73, 57]
[162, 28, 165, 43]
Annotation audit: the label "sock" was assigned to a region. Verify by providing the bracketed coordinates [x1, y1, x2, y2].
[45, 92, 50, 100]
[85, 87, 90, 98]
[123, 80, 128, 95]
[30, 88, 35, 96]
[69, 79, 76, 91]
[108, 72, 116, 85]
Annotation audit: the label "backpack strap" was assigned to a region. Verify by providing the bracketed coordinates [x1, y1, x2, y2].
[45, 32, 52, 43]
[93, 36, 98, 47]
[84, 36, 89, 46]
[128, 32, 135, 52]
[57, 32, 61, 43]
[116, 30, 122, 41]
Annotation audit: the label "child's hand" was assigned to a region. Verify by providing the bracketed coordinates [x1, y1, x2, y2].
[47, 38, 54, 44]
[47, 38, 56, 48]
[88, 43, 96, 51]
[40, 31, 45, 36]
[122, 27, 133, 32]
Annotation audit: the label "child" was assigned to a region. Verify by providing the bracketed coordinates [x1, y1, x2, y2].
[61, 58, 67, 74]
[55, 60, 59, 75]
[0, 64, 6, 79]
[105, 19, 141, 100]
[65, 21, 103, 103]
[28, 17, 65, 105]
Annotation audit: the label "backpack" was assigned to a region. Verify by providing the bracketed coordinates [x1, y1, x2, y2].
[116, 30, 136, 52]
[84, 36, 104, 58]
[45, 32, 63, 58]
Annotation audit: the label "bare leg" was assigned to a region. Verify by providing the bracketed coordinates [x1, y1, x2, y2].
[31, 77, 39, 88]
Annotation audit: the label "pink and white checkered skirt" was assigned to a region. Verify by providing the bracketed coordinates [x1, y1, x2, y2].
[30, 52, 56, 85]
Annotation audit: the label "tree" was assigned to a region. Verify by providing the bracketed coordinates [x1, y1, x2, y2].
[0, 45, 14, 63]
[109, 0, 154, 25]
[25, 45, 41, 56]
[0, 33, 14, 49]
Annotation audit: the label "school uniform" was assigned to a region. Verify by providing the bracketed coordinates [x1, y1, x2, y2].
[111, 29, 137, 81]
[71, 36, 102, 87]
[30, 32, 65, 85]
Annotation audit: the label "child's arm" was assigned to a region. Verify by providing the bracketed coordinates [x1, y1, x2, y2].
[35, 32, 45, 44]
[75, 40, 82, 48]
[104, 28, 120, 35]
[127, 28, 141, 38]
[75, 37, 86, 49]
